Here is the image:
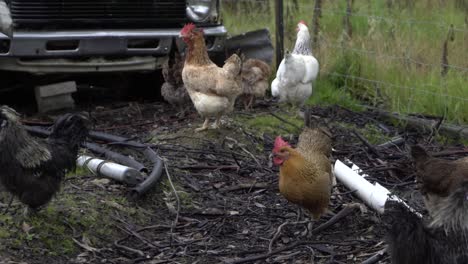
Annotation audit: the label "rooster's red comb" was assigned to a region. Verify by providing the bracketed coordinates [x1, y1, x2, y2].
[273, 136, 291, 153]
[180, 23, 197, 35]
[299, 20, 307, 26]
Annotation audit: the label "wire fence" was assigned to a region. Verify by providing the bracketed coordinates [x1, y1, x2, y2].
[222, 0, 468, 124]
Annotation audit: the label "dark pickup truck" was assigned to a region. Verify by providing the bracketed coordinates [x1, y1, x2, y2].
[0, 0, 227, 73]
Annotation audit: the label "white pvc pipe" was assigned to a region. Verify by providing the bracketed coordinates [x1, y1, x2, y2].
[77, 155, 141, 186]
[334, 159, 421, 216]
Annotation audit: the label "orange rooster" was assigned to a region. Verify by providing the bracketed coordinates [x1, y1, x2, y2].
[180, 23, 243, 131]
[272, 119, 333, 219]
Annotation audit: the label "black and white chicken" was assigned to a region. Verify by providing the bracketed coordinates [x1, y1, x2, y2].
[0, 105, 89, 213]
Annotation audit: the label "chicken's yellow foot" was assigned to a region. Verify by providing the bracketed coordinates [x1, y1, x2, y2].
[195, 119, 210, 132]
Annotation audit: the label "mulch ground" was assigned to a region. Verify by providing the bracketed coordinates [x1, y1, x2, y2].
[2, 99, 467, 264]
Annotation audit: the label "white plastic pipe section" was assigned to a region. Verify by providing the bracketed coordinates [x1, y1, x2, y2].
[334, 159, 421, 216]
[77, 155, 141, 186]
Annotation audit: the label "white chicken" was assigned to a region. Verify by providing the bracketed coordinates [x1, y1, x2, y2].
[271, 21, 319, 107]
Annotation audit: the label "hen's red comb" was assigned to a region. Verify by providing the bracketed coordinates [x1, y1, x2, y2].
[299, 20, 307, 26]
[273, 136, 290, 152]
[180, 23, 197, 35]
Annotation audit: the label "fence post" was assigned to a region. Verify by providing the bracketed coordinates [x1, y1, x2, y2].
[275, 0, 284, 69]
[311, 0, 322, 50]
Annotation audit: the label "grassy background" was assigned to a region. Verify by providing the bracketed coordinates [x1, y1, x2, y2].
[221, 0, 468, 124]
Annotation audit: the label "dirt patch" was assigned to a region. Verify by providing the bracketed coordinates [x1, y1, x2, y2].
[0, 100, 466, 263]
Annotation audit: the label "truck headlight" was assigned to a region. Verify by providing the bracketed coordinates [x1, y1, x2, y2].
[186, 0, 217, 22]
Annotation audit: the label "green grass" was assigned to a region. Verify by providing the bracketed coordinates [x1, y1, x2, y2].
[236, 112, 303, 137]
[0, 169, 152, 259]
[221, 0, 468, 124]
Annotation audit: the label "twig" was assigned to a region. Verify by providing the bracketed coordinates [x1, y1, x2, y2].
[272, 251, 302, 262]
[269, 112, 301, 130]
[226, 240, 342, 264]
[72, 238, 101, 253]
[164, 162, 180, 246]
[361, 248, 387, 264]
[221, 182, 270, 192]
[352, 130, 382, 158]
[96, 120, 156, 131]
[432, 148, 468, 157]
[268, 220, 308, 252]
[377, 137, 405, 148]
[311, 204, 360, 235]
[176, 165, 240, 171]
[225, 137, 262, 168]
[114, 239, 145, 257]
[269, 221, 289, 253]
[113, 222, 157, 249]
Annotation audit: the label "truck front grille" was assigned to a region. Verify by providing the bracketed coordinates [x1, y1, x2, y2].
[10, 0, 189, 29]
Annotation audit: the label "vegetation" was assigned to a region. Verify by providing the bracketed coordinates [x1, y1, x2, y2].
[0, 168, 153, 259]
[222, 0, 468, 124]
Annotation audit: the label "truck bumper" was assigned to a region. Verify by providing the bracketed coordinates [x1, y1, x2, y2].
[0, 25, 227, 73]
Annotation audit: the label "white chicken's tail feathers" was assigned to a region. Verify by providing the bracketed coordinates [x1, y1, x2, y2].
[271, 78, 280, 97]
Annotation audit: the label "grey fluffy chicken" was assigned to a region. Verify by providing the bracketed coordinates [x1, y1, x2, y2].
[410, 145, 468, 223]
[383, 184, 468, 264]
[161, 47, 191, 116]
[0, 106, 89, 212]
[240, 57, 271, 110]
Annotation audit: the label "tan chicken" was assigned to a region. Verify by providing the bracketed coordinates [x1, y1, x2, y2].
[410, 145, 468, 227]
[272, 112, 333, 219]
[240, 57, 271, 110]
[161, 47, 191, 116]
[179, 23, 243, 131]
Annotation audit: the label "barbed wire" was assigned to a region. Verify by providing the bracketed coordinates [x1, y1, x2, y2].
[322, 42, 468, 73]
[320, 70, 468, 102]
[222, 0, 468, 106]
[223, 1, 468, 34]
[316, 9, 468, 34]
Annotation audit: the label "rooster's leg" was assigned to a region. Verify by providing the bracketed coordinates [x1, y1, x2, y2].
[243, 96, 249, 110]
[195, 119, 210, 132]
[213, 115, 222, 129]
[248, 95, 255, 110]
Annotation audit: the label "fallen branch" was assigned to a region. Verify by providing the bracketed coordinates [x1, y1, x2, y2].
[352, 130, 382, 158]
[311, 203, 360, 235]
[371, 108, 468, 140]
[269, 112, 301, 130]
[361, 248, 387, 264]
[377, 137, 405, 148]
